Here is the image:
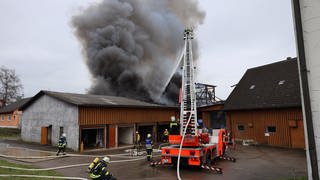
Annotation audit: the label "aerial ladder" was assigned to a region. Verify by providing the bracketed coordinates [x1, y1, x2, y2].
[156, 29, 235, 175]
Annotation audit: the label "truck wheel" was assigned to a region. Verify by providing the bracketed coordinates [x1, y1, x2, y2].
[212, 148, 218, 162]
[206, 151, 211, 165]
[172, 158, 177, 167]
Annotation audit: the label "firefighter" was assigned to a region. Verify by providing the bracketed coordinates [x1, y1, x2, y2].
[169, 116, 179, 135]
[56, 133, 67, 156]
[163, 129, 169, 143]
[199, 127, 209, 144]
[145, 133, 153, 161]
[88, 156, 116, 180]
[134, 131, 141, 151]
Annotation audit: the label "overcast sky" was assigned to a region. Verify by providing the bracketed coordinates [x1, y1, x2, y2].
[0, 0, 296, 100]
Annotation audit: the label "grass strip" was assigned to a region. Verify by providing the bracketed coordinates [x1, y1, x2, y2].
[0, 159, 63, 180]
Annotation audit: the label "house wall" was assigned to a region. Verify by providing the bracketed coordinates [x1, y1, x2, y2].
[0, 110, 21, 128]
[226, 108, 305, 148]
[21, 95, 79, 150]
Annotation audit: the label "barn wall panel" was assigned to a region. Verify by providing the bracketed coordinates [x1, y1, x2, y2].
[227, 108, 304, 148]
[79, 107, 177, 126]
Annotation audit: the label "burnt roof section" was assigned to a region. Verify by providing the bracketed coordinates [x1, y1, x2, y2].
[197, 101, 225, 109]
[21, 90, 177, 110]
[224, 57, 301, 110]
[0, 98, 32, 113]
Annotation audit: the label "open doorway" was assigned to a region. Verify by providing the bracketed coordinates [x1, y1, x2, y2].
[81, 128, 105, 149]
[138, 125, 153, 143]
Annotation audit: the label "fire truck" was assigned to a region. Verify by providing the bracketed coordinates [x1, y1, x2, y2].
[160, 29, 234, 172]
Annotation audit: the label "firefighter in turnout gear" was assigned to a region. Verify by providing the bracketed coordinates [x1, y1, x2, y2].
[56, 133, 67, 156]
[134, 131, 141, 150]
[88, 156, 116, 180]
[163, 129, 169, 143]
[169, 116, 179, 135]
[145, 134, 153, 161]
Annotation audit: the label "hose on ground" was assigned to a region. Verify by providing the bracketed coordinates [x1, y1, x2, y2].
[0, 174, 88, 180]
[0, 156, 146, 171]
[0, 153, 146, 179]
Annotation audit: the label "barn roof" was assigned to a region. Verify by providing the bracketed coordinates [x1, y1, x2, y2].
[0, 98, 31, 113]
[224, 57, 301, 110]
[21, 90, 177, 110]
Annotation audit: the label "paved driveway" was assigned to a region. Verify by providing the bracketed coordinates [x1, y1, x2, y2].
[0, 139, 307, 180]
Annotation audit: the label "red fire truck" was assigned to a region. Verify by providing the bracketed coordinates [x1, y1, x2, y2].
[159, 29, 235, 173]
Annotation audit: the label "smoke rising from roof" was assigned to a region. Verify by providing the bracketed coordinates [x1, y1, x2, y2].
[72, 0, 204, 104]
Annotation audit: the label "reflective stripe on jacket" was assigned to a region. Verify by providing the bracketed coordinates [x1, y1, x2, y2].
[145, 138, 152, 149]
[170, 122, 178, 129]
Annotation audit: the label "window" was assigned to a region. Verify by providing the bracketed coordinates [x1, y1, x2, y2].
[249, 85, 255, 90]
[8, 115, 11, 121]
[13, 115, 16, 121]
[266, 126, 276, 133]
[59, 127, 64, 136]
[237, 125, 245, 131]
[1, 115, 4, 121]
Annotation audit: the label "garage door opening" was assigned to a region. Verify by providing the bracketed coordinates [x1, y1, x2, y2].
[118, 126, 134, 146]
[81, 128, 105, 149]
[138, 125, 153, 142]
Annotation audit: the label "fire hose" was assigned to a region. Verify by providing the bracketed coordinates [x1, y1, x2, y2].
[177, 113, 193, 180]
[0, 151, 147, 179]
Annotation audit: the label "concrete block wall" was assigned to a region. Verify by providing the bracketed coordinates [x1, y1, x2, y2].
[21, 95, 79, 151]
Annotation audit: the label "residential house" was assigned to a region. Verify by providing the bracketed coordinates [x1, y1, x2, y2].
[224, 57, 305, 148]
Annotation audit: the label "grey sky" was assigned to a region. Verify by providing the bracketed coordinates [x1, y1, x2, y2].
[0, 0, 296, 100]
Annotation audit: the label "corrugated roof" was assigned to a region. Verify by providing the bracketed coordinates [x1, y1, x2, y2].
[0, 98, 31, 113]
[21, 90, 177, 110]
[224, 58, 301, 110]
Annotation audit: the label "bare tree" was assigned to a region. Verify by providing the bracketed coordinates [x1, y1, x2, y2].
[0, 66, 23, 106]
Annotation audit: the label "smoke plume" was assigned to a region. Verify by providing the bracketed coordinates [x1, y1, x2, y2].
[72, 0, 205, 104]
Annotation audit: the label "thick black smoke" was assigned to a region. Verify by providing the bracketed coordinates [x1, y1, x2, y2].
[72, 0, 205, 104]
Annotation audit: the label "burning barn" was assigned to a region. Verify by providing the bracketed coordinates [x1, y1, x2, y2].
[20, 90, 177, 151]
[20, 0, 208, 151]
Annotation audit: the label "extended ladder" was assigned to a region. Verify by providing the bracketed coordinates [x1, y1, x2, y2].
[180, 29, 197, 136]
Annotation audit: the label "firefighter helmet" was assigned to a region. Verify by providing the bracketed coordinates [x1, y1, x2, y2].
[102, 156, 110, 164]
[171, 116, 176, 122]
[147, 134, 151, 138]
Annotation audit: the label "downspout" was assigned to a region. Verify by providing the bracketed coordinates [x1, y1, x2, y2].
[292, 0, 319, 179]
